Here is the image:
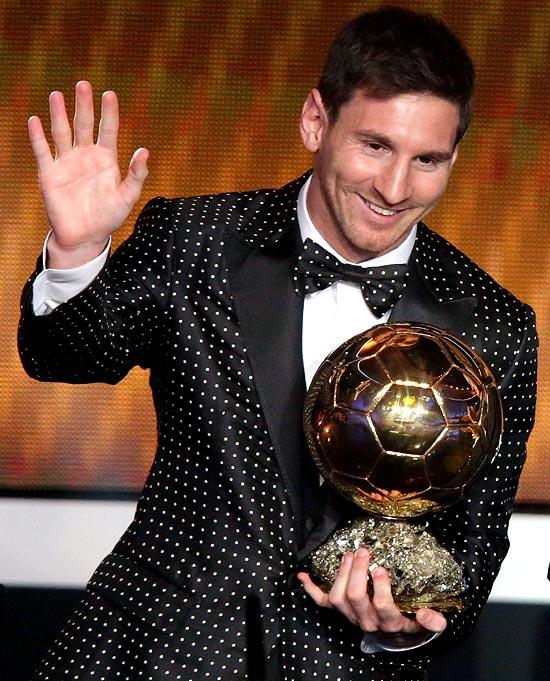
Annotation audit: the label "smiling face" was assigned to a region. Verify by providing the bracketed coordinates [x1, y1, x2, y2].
[300, 90, 460, 262]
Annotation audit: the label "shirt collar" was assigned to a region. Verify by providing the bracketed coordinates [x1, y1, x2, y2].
[297, 173, 416, 267]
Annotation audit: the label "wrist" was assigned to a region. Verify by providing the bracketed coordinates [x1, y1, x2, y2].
[46, 233, 110, 269]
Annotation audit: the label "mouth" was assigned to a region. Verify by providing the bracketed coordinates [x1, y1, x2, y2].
[358, 196, 409, 221]
[367, 201, 398, 216]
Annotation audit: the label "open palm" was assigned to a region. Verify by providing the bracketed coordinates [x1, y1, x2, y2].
[28, 81, 148, 268]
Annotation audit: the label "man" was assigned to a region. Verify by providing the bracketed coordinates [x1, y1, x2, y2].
[19, 6, 537, 680]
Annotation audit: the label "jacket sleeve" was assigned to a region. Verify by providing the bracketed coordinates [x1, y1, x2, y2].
[428, 303, 538, 652]
[18, 197, 177, 385]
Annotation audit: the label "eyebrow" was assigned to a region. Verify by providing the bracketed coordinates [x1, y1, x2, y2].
[354, 130, 454, 162]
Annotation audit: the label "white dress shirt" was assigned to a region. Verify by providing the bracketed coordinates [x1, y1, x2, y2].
[32, 234, 111, 316]
[297, 175, 416, 387]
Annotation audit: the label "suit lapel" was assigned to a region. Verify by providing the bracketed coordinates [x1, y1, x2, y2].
[390, 224, 477, 335]
[389, 257, 477, 331]
[225, 179, 310, 529]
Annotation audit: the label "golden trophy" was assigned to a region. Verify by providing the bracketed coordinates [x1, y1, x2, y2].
[304, 323, 503, 613]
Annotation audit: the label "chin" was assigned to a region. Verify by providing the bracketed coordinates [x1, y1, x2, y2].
[368, 225, 414, 249]
[350, 233, 401, 255]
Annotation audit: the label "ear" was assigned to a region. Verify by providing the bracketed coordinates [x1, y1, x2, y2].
[300, 89, 329, 153]
[450, 145, 458, 167]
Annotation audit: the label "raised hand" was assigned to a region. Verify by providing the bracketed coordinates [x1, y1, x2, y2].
[298, 548, 447, 637]
[28, 80, 149, 268]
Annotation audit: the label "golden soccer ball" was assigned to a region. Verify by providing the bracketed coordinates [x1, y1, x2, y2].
[304, 323, 503, 518]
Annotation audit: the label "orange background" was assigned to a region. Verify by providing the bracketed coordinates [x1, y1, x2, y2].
[1, 0, 548, 501]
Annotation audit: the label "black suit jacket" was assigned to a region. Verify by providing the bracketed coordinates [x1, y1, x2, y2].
[19, 172, 538, 680]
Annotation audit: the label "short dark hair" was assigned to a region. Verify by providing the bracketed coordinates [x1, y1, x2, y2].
[318, 6, 475, 145]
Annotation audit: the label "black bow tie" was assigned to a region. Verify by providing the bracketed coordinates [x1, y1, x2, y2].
[293, 238, 409, 317]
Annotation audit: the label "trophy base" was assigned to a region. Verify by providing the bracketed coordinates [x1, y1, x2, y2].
[394, 597, 463, 614]
[311, 516, 465, 613]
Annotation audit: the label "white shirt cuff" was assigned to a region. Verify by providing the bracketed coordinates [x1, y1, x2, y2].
[361, 629, 442, 654]
[32, 232, 111, 316]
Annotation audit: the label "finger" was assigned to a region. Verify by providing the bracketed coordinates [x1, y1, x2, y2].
[327, 552, 358, 624]
[73, 80, 95, 147]
[120, 147, 149, 207]
[97, 90, 119, 152]
[370, 566, 403, 633]
[296, 572, 330, 608]
[415, 608, 447, 633]
[49, 91, 72, 157]
[345, 548, 377, 631]
[28, 115, 53, 172]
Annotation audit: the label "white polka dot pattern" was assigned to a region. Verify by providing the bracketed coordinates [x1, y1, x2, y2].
[18, 172, 537, 680]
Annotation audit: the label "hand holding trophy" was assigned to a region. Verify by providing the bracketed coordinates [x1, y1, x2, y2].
[304, 323, 503, 613]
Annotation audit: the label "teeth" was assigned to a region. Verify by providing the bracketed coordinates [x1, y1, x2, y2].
[367, 201, 397, 217]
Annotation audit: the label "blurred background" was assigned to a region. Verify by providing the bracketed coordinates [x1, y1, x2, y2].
[0, 0, 548, 679]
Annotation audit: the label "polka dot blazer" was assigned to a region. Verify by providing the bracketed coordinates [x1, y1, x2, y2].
[19, 172, 537, 680]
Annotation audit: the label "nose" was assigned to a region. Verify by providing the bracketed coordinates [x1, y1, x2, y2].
[372, 159, 411, 207]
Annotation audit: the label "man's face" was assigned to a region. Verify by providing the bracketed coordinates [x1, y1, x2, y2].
[300, 90, 460, 262]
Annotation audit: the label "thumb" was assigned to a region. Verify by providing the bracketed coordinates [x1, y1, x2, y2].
[415, 608, 447, 633]
[121, 147, 149, 205]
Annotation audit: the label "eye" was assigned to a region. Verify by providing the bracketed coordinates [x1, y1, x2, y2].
[417, 156, 435, 166]
[367, 142, 388, 153]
